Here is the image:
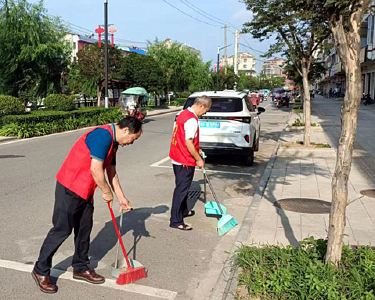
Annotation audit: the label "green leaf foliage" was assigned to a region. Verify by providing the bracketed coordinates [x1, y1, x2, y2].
[44, 94, 75, 111]
[118, 53, 166, 94]
[0, 107, 122, 138]
[0, 95, 25, 116]
[147, 39, 211, 92]
[236, 237, 375, 299]
[0, 0, 69, 101]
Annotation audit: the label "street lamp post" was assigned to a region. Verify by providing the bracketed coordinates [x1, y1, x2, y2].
[104, 0, 109, 109]
[216, 44, 232, 92]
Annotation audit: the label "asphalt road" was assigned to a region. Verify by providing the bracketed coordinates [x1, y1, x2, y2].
[0, 99, 289, 300]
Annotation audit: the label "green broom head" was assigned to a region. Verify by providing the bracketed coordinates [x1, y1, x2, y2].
[204, 201, 227, 216]
[217, 214, 238, 236]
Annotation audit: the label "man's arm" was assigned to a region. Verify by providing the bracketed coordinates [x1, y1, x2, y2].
[106, 164, 132, 210]
[90, 159, 113, 204]
[186, 139, 204, 168]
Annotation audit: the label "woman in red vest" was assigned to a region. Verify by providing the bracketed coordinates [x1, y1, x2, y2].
[169, 96, 212, 231]
[32, 117, 142, 294]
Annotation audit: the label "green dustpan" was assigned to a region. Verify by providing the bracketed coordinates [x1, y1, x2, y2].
[204, 201, 227, 216]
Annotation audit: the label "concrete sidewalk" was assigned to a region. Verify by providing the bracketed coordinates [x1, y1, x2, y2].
[246, 96, 375, 248]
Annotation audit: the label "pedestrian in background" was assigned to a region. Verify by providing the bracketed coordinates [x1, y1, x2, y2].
[169, 96, 212, 231]
[32, 117, 142, 294]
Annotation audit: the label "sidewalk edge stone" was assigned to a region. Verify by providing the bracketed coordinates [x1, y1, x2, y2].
[209, 111, 292, 300]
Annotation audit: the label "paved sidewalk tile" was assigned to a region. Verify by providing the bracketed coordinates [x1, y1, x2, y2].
[247, 96, 375, 248]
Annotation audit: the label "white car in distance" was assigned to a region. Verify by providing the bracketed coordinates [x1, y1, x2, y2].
[182, 91, 265, 166]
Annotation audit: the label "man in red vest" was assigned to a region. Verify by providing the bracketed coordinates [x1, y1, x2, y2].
[169, 96, 212, 231]
[32, 117, 142, 293]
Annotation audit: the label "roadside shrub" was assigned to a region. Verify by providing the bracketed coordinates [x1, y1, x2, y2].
[236, 237, 375, 300]
[170, 98, 187, 106]
[0, 107, 122, 138]
[176, 91, 191, 98]
[0, 95, 25, 116]
[44, 94, 75, 111]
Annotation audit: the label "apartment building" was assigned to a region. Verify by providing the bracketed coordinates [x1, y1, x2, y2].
[318, 1, 375, 98]
[261, 58, 287, 77]
[221, 52, 256, 76]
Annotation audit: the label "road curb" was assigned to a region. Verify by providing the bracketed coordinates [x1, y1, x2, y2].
[209, 111, 292, 300]
[0, 137, 19, 144]
[147, 107, 182, 117]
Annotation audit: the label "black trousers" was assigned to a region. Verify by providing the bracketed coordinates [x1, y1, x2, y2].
[34, 181, 94, 276]
[170, 164, 195, 226]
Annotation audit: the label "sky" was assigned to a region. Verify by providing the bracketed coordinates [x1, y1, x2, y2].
[35, 0, 277, 73]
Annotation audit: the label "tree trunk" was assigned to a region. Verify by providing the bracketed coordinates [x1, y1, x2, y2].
[301, 61, 311, 147]
[325, 8, 366, 266]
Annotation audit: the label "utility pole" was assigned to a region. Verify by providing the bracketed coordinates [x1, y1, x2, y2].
[234, 30, 239, 89]
[216, 46, 220, 91]
[104, 0, 109, 109]
[234, 30, 239, 76]
[224, 24, 227, 75]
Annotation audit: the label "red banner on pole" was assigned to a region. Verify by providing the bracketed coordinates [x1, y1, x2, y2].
[95, 26, 105, 48]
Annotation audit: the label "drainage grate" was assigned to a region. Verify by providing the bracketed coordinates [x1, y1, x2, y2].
[188, 190, 203, 201]
[360, 189, 375, 199]
[274, 198, 331, 214]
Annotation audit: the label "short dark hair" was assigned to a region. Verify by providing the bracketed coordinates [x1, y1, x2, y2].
[117, 117, 143, 133]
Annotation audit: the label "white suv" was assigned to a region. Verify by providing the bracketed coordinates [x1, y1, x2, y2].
[183, 91, 265, 166]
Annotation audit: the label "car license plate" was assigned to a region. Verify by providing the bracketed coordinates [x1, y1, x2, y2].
[199, 121, 220, 128]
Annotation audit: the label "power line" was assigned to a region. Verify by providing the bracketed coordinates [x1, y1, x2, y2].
[179, 0, 224, 25]
[182, 0, 238, 30]
[161, 0, 221, 27]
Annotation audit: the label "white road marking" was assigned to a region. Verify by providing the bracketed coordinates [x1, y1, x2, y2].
[150, 157, 253, 176]
[0, 259, 177, 300]
[150, 156, 171, 167]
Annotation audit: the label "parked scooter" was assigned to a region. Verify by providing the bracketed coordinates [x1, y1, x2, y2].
[277, 95, 290, 108]
[362, 94, 373, 106]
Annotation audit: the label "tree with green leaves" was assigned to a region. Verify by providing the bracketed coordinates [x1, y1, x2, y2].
[75, 43, 125, 105]
[242, 0, 331, 146]
[210, 67, 239, 90]
[302, 0, 372, 266]
[118, 53, 166, 94]
[147, 39, 211, 93]
[0, 0, 69, 102]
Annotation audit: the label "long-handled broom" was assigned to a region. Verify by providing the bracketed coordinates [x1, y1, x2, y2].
[107, 202, 147, 284]
[201, 152, 227, 216]
[203, 168, 238, 236]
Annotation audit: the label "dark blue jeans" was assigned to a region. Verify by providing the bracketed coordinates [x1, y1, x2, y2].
[170, 165, 195, 226]
[34, 181, 94, 276]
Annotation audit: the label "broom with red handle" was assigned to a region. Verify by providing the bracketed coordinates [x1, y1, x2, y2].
[107, 202, 147, 284]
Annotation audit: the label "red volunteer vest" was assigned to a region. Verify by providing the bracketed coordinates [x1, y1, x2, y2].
[56, 124, 117, 200]
[169, 109, 199, 166]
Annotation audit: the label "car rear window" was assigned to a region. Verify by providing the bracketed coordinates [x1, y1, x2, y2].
[183, 97, 243, 112]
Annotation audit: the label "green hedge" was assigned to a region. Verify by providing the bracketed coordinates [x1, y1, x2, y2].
[176, 91, 191, 98]
[0, 107, 122, 138]
[44, 94, 75, 111]
[236, 237, 375, 300]
[170, 98, 187, 106]
[0, 95, 25, 116]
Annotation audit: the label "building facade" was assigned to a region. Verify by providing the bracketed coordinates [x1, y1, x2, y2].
[220, 52, 256, 75]
[261, 58, 287, 77]
[318, 1, 375, 98]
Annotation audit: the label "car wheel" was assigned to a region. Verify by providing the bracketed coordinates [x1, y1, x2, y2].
[243, 147, 254, 166]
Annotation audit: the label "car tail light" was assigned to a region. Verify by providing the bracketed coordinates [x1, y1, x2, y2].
[228, 117, 251, 123]
[244, 135, 250, 143]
